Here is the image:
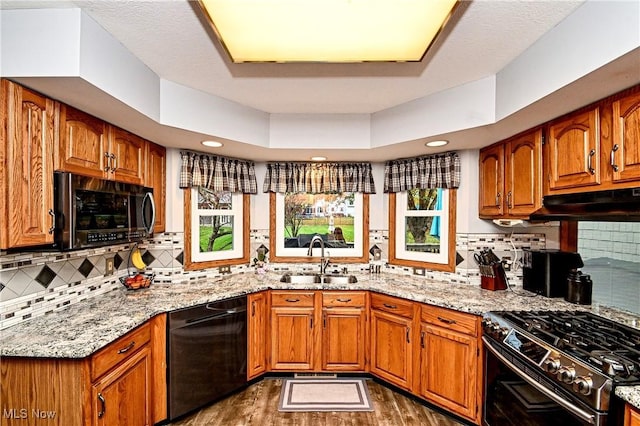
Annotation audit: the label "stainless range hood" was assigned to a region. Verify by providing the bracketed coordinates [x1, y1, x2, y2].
[529, 187, 640, 221]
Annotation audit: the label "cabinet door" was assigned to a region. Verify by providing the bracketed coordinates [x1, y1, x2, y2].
[270, 306, 315, 370]
[418, 323, 478, 422]
[547, 108, 600, 191]
[322, 307, 366, 371]
[110, 127, 145, 185]
[505, 129, 542, 217]
[248, 292, 268, 379]
[626, 403, 640, 426]
[146, 142, 166, 233]
[93, 346, 152, 426]
[57, 105, 108, 179]
[478, 144, 504, 217]
[1, 81, 56, 248]
[370, 309, 412, 390]
[611, 91, 640, 183]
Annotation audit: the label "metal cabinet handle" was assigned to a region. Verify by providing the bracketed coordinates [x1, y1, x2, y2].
[611, 144, 619, 172]
[104, 152, 111, 172]
[406, 327, 411, 344]
[97, 393, 106, 418]
[117, 341, 135, 354]
[336, 298, 352, 303]
[437, 316, 457, 325]
[323, 314, 326, 328]
[420, 331, 425, 348]
[110, 153, 117, 172]
[48, 209, 55, 234]
[587, 149, 596, 175]
[507, 191, 512, 209]
[251, 301, 255, 317]
[285, 298, 300, 303]
[495, 192, 501, 207]
[310, 317, 313, 329]
[383, 303, 397, 309]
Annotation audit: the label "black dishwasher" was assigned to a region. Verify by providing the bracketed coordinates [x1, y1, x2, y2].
[167, 296, 248, 421]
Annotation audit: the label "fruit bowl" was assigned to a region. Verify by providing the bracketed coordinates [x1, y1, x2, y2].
[120, 273, 154, 290]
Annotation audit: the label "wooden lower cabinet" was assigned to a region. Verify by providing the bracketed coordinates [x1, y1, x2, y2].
[0, 316, 165, 426]
[248, 291, 268, 379]
[417, 305, 481, 424]
[369, 293, 415, 391]
[321, 291, 368, 371]
[92, 346, 151, 426]
[269, 291, 318, 371]
[626, 403, 640, 426]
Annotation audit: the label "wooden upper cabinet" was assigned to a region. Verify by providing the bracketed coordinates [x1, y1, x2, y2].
[505, 129, 542, 216]
[146, 142, 166, 233]
[57, 104, 108, 179]
[546, 107, 600, 192]
[110, 127, 145, 185]
[57, 104, 147, 185]
[478, 144, 504, 217]
[611, 90, 640, 184]
[1, 80, 57, 248]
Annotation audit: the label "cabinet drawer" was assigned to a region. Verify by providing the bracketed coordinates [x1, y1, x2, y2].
[92, 322, 151, 380]
[322, 291, 366, 307]
[370, 293, 414, 319]
[421, 305, 479, 336]
[271, 291, 315, 307]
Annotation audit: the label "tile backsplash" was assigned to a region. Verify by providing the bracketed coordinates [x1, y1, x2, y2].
[0, 231, 545, 329]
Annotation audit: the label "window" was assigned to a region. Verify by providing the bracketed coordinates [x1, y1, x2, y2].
[184, 188, 250, 270]
[389, 189, 456, 271]
[269, 192, 369, 263]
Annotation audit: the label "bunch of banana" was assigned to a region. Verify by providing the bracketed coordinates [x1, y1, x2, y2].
[131, 248, 147, 270]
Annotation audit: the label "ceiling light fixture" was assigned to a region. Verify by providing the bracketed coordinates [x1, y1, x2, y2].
[202, 140, 223, 148]
[311, 156, 327, 161]
[425, 140, 449, 147]
[198, 0, 458, 63]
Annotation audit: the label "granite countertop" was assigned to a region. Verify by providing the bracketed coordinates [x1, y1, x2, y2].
[2, 270, 640, 407]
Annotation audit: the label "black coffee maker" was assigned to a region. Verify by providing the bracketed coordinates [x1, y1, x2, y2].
[522, 249, 584, 297]
[565, 270, 593, 305]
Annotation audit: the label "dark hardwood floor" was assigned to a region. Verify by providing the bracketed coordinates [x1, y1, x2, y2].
[169, 378, 465, 426]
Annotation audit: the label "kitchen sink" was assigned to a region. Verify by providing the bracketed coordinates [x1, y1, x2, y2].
[280, 273, 357, 284]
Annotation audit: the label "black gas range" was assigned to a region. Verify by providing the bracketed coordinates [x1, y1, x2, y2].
[482, 310, 640, 426]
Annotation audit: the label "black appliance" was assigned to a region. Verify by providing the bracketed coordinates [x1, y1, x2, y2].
[167, 296, 248, 421]
[566, 271, 593, 305]
[530, 187, 640, 222]
[53, 172, 155, 250]
[482, 310, 640, 426]
[522, 249, 584, 298]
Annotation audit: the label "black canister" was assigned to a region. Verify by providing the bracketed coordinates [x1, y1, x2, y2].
[565, 272, 592, 305]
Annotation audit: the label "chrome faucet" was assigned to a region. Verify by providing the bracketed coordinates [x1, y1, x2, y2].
[307, 235, 330, 275]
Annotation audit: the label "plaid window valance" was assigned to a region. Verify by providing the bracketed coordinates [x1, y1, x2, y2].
[263, 162, 376, 194]
[179, 151, 258, 194]
[384, 151, 460, 193]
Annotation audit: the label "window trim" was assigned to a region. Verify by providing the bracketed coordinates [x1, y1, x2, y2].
[183, 189, 250, 270]
[268, 192, 369, 264]
[388, 190, 457, 272]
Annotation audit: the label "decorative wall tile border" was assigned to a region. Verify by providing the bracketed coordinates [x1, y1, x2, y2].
[0, 231, 543, 329]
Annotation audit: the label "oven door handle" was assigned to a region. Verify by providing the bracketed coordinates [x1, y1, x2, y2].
[482, 337, 597, 425]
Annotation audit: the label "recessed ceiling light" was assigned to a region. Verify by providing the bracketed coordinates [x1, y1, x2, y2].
[311, 156, 327, 161]
[202, 140, 223, 148]
[425, 140, 449, 147]
[198, 0, 457, 63]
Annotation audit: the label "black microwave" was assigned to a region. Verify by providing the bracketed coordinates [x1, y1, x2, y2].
[53, 172, 155, 250]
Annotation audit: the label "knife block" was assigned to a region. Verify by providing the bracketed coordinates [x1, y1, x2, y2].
[480, 263, 508, 291]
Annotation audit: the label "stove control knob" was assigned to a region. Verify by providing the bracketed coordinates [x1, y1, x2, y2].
[573, 376, 593, 395]
[498, 327, 509, 339]
[481, 319, 493, 332]
[543, 357, 561, 374]
[557, 366, 576, 384]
